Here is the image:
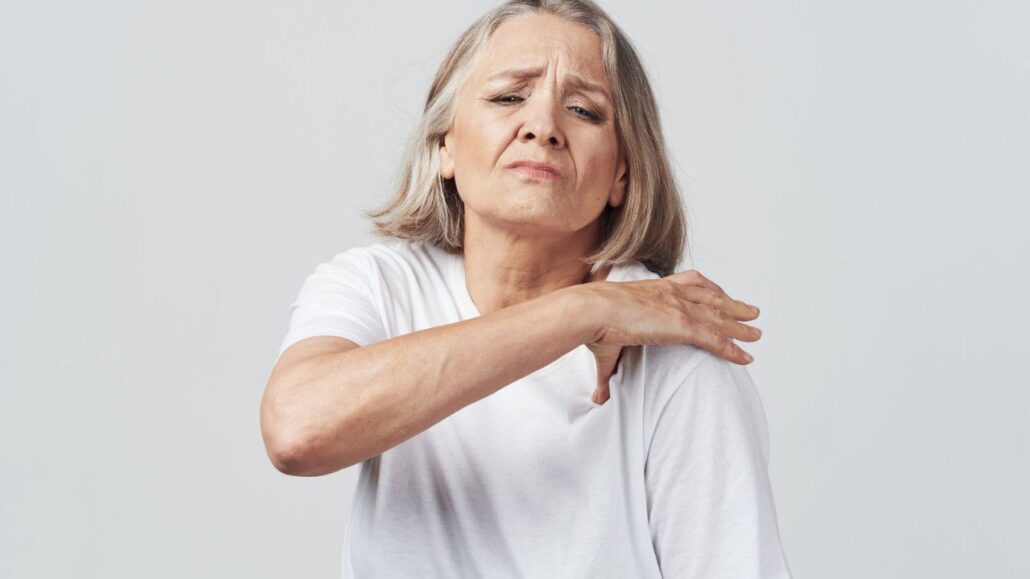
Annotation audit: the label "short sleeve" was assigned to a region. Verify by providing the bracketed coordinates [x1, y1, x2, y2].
[276, 247, 388, 358]
[644, 353, 792, 579]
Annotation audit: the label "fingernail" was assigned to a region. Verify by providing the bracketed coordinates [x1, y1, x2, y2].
[743, 352, 754, 363]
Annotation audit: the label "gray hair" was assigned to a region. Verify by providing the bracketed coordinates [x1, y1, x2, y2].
[364, 0, 687, 276]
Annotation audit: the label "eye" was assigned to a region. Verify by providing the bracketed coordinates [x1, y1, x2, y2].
[491, 95, 603, 123]
[570, 105, 601, 122]
[491, 94, 525, 105]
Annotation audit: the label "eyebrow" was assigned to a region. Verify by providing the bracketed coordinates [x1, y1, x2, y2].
[486, 66, 612, 102]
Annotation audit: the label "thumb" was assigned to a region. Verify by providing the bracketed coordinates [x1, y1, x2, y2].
[585, 343, 623, 405]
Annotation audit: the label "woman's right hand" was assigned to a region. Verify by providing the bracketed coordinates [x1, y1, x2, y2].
[578, 268, 763, 405]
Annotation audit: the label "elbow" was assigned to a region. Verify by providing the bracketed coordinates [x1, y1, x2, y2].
[266, 430, 362, 476]
[260, 391, 362, 476]
[263, 419, 361, 476]
[264, 427, 317, 476]
[260, 381, 322, 475]
[260, 398, 324, 476]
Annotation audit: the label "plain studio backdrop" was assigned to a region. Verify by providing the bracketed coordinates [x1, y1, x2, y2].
[2, 0, 1028, 577]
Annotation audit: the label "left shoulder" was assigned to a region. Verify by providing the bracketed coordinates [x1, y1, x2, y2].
[640, 344, 768, 450]
[608, 259, 662, 283]
[640, 344, 728, 409]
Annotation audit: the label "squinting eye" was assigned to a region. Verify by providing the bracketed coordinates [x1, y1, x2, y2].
[571, 105, 601, 122]
[490, 95, 603, 123]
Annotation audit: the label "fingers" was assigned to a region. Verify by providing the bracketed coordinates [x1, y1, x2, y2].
[664, 271, 762, 364]
[682, 285, 760, 323]
[672, 270, 761, 321]
[678, 287, 762, 345]
[713, 318, 763, 344]
[694, 323, 754, 365]
[679, 300, 757, 364]
[731, 321, 763, 342]
[586, 342, 623, 405]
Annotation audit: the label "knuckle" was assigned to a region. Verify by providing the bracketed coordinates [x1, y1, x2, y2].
[708, 290, 724, 307]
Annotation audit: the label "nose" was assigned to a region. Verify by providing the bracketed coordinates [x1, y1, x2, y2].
[517, 90, 565, 149]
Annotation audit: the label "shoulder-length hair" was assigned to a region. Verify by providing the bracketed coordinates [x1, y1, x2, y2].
[364, 0, 687, 277]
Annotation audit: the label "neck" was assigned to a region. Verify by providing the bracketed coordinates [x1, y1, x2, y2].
[461, 214, 612, 316]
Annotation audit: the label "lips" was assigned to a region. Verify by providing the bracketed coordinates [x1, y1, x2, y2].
[506, 159, 564, 179]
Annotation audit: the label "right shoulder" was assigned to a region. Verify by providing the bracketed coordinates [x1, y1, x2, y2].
[278, 239, 438, 356]
[315, 235, 436, 278]
[327, 238, 447, 276]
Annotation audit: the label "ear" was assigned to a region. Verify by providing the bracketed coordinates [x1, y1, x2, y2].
[439, 133, 455, 180]
[608, 150, 627, 208]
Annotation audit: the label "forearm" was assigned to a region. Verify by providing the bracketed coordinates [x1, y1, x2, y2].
[274, 285, 600, 475]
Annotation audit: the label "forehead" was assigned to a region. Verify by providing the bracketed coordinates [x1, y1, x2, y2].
[471, 13, 610, 96]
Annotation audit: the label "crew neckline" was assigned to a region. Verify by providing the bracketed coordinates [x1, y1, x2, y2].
[445, 248, 629, 378]
[448, 249, 627, 319]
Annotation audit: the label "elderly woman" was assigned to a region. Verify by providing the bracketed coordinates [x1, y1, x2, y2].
[261, 1, 792, 577]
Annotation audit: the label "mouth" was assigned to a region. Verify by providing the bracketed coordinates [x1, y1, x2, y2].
[505, 160, 564, 180]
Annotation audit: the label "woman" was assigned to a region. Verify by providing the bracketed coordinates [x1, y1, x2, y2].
[261, 1, 792, 577]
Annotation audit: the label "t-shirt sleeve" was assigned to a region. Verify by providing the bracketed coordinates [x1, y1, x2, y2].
[644, 353, 792, 578]
[276, 247, 388, 358]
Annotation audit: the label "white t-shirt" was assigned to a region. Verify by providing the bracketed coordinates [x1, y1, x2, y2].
[277, 238, 793, 579]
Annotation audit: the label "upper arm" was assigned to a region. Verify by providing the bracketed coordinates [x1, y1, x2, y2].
[644, 354, 792, 578]
[275, 246, 389, 362]
[261, 335, 363, 456]
[270, 335, 362, 384]
[262, 246, 388, 465]
[265, 245, 388, 409]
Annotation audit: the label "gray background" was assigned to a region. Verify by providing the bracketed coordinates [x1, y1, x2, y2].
[2, 0, 1028, 577]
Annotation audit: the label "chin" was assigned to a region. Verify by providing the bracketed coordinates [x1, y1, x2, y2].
[479, 206, 568, 234]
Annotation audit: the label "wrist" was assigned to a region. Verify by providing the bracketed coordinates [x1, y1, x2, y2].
[554, 283, 608, 345]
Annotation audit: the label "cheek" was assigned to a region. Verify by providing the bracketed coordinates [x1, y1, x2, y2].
[579, 145, 619, 192]
[457, 127, 505, 176]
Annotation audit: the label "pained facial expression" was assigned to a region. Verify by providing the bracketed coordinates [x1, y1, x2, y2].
[439, 12, 627, 237]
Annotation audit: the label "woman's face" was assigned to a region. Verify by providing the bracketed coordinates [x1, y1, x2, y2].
[440, 12, 626, 238]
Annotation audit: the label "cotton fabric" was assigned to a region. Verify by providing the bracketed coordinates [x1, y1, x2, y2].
[277, 238, 792, 578]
